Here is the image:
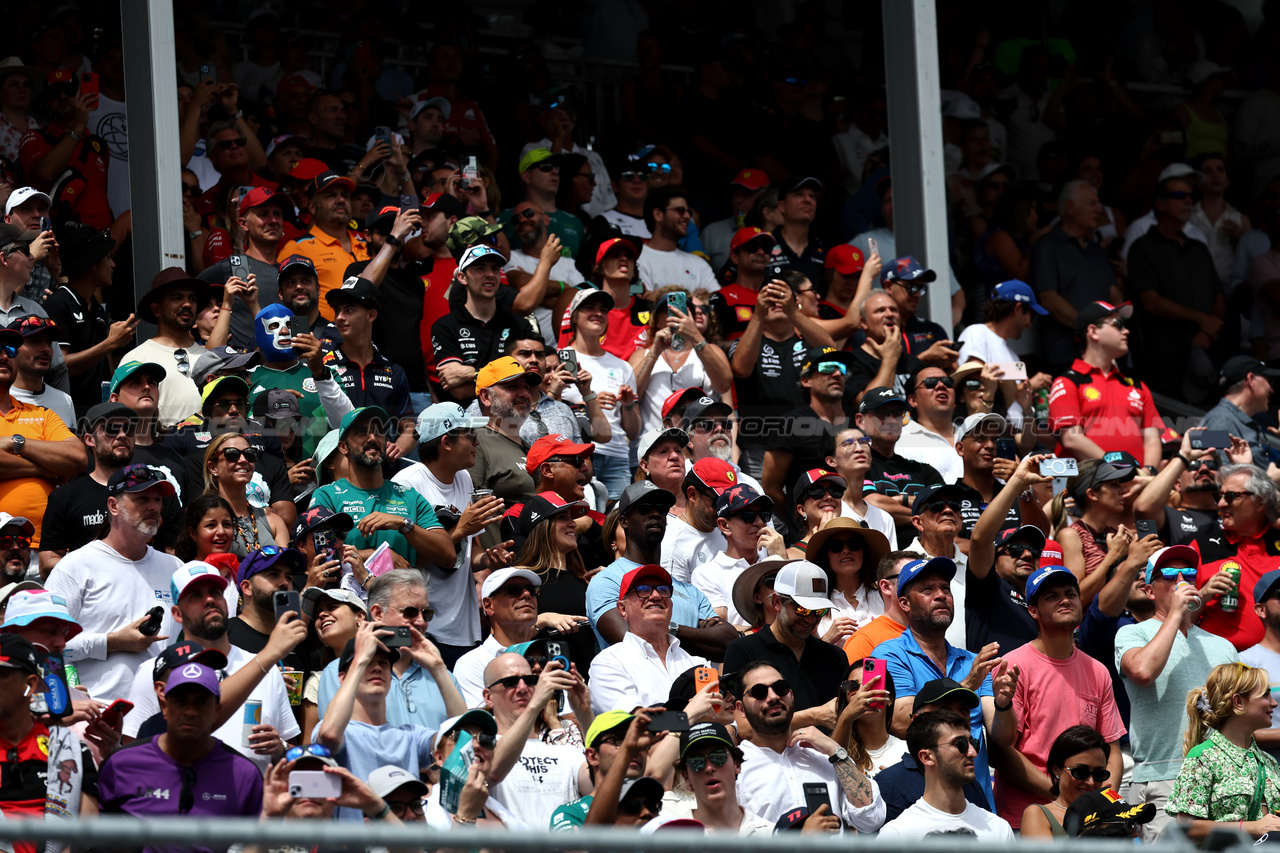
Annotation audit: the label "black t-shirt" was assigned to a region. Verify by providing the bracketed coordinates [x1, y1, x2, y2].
[346, 258, 433, 393]
[44, 286, 111, 417]
[965, 567, 1038, 654]
[723, 628, 845, 711]
[227, 616, 314, 674]
[198, 256, 281, 351]
[779, 405, 850, 495]
[901, 315, 950, 357]
[534, 569, 598, 676]
[39, 475, 183, 554]
[866, 449, 944, 546]
[163, 420, 295, 508]
[728, 333, 808, 448]
[130, 442, 191, 503]
[430, 304, 537, 402]
[845, 347, 922, 415]
[1163, 505, 1219, 548]
[953, 481, 1021, 540]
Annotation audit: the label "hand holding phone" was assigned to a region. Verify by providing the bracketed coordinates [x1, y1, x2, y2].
[862, 659, 889, 711]
[101, 699, 134, 728]
[273, 591, 301, 622]
[287, 314, 310, 340]
[803, 782, 832, 821]
[289, 770, 341, 799]
[1135, 519, 1159, 540]
[647, 710, 690, 733]
[1190, 430, 1231, 450]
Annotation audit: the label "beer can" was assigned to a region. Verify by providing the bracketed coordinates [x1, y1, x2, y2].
[63, 664, 79, 688]
[1220, 562, 1242, 613]
[242, 699, 262, 747]
[1177, 580, 1202, 612]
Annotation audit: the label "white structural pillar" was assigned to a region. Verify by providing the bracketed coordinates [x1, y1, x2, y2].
[883, 0, 953, 330]
[120, 0, 185, 324]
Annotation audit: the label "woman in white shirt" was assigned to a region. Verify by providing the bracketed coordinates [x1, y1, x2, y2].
[832, 663, 903, 778]
[630, 287, 733, 436]
[806, 518, 890, 645]
[559, 289, 643, 499]
[829, 426, 898, 548]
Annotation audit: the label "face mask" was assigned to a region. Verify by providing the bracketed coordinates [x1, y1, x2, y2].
[256, 304, 295, 361]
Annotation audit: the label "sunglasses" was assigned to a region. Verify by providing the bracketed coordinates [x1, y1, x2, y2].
[179, 766, 196, 814]
[174, 348, 190, 376]
[0, 535, 31, 550]
[826, 536, 864, 553]
[473, 732, 498, 749]
[962, 379, 983, 391]
[392, 605, 433, 621]
[934, 735, 981, 754]
[1000, 542, 1041, 560]
[744, 679, 792, 701]
[1221, 491, 1253, 504]
[915, 376, 955, 391]
[889, 281, 926, 295]
[1157, 567, 1197, 582]
[496, 583, 539, 598]
[628, 583, 674, 599]
[215, 137, 248, 150]
[1065, 764, 1111, 783]
[211, 397, 248, 413]
[921, 500, 962, 515]
[619, 796, 663, 815]
[1095, 317, 1126, 330]
[684, 748, 731, 773]
[515, 208, 538, 219]
[782, 597, 829, 618]
[221, 446, 260, 463]
[549, 455, 589, 468]
[815, 361, 847, 375]
[690, 418, 732, 433]
[535, 162, 558, 173]
[0, 343, 18, 358]
[620, 171, 647, 182]
[98, 420, 136, 437]
[741, 239, 773, 254]
[486, 674, 538, 690]
[1187, 459, 1219, 472]
[388, 800, 426, 818]
[729, 509, 771, 524]
[285, 744, 333, 762]
[646, 162, 673, 174]
[804, 486, 845, 501]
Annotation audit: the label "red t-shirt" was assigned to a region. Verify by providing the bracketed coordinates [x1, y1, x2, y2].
[0, 722, 53, 853]
[555, 297, 651, 360]
[421, 257, 459, 384]
[18, 124, 111, 229]
[1047, 358, 1164, 464]
[710, 283, 760, 341]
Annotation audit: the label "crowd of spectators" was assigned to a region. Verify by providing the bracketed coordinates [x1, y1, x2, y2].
[6, 0, 1280, 848]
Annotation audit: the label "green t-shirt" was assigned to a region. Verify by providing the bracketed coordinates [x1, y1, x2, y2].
[549, 794, 593, 831]
[312, 479, 442, 565]
[247, 362, 329, 459]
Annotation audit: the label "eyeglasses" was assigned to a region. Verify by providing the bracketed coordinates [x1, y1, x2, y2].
[840, 436, 873, 448]
[211, 397, 248, 413]
[646, 162, 673, 174]
[387, 799, 426, 818]
[804, 486, 845, 501]
[1157, 567, 1197, 582]
[781, 597, 829, 618]
[933, 735, 980, 755]
[0, 535, 31, 550]
[1000, 542, 1041, 560]
[815, 361, 847, 375]
[486, 673, 538, 690]
[549, 455, 589, 468]
[1065, 764, 1111, 783]
[496, 583, 539, 598]
[628, 583, 673, 600]
[392, 605, 434, 622]
[665, 206, 691, 217]
[1187, 459, 1219, 472]
[595, 734, 624, 749]
[690, 418, 732, 433]
[98, 420, 136, 437]
[744, 679, 792, 701]
[535, 162, 558, 173]
[215, 137, 248, 151]
[921, 500, 962, 515]
[173, 348, 190, 375]
[1221, 491, 1254, 504]
[285, 744, 333, 762]
[684, 748, 731, 773]
[221, 446, 260, 463]
[620, 171, 647, 182]
[515, 208, 538, 220]
[915, 376, 955, 391]
[729, 509, 771, 525]
[826, 536, 864, 553]
[619, 796, 663, 815]
[1162, 190, 1194, 200]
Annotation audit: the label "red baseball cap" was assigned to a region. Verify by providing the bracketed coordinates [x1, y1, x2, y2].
[690, 458, 739, 495]
[286, 158, 330, 183]
[619, 564, 673, 600]
[276, 74, 316, 96]
[730, 169, 770, 191]
[1042, 538, 1064, 564]
[47, 69, 75, 87]
[825, 244, 866, 275]
[526, 434, 595, 476]
[730, 227, 776, 253]
[661, 387, 705, 421]
[238, 187, 292, 216]
[595, 237, 638, 266]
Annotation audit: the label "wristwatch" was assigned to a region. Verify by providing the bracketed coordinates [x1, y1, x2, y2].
[829, 746, 850, 764]
[400, 518, 416, 535]
[9, 435, 24, 456]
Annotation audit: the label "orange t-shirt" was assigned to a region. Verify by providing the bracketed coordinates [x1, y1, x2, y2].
[843, 613, 908, 664]
[0, 399, 75, 547]
[277, 225, 369, 320]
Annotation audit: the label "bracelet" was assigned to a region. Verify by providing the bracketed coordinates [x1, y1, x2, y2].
[580, 392, 597, 403]
[68, 129, 83, 140]
[366, 802, 391, 821]
[994, 700, 1012, 712]
[622, 401, 639, 410]
[360, 573, 371, 588]
[1174, 452, 1190, 467]
[254, 656, 269, 675]
[693, 340, 707, 353]
[452, 813, 477, 825]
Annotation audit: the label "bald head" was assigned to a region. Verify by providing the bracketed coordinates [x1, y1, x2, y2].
[483, 651, 531, 686]
[483, 651, 536, 732]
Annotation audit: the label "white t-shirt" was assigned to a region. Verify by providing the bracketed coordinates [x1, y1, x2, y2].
[691, 552, 752, 627]
[599, 209, 650, 241]
[453, 634, 505, 708]
[839, 500, 899, 550]
[637, 353, 714, 438]
[122, 644, 300, 771]
[119, 339, 207, 428]
[46, 541, 182, 702]
[877, 798, 1015, 842]
[87, 93, 129, 217]
[866, 734, 908, 776]
[954, 325, 1026, 421]
[660, 515, 726, 584]
[897, 419, 963, 485]
[900, 536, 968, 649]
[504, 248, 585, 288]
[559, 349, 637, 459]
[488, 735, 584, 829]
[637, 245, 719, 293]
[232, 60, 282, 103]
[391, 463, 481, 648]
[9, 384, 74, 432]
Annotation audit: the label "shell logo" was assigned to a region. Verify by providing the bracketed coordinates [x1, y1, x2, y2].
[1083, 386, 1102, 401]
[736, 306, 753, 321]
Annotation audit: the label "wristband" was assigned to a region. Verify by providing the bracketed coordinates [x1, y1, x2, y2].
[366, 802, 391, 821]
[693, 340, 707, 353]
[994, 700, 1012, 712]
[68, 129, 83, 140]
[1174, 452, 1190, 467]
[580, 392, 597, 403]
[385, 235, 403, 251]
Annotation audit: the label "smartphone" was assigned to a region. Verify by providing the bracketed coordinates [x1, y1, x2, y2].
[1040, 457, 1079, 478]
[803, 781, 831, 819]
[1190, 430, 1231, 450]
[139, 606, 164, 637]
[102, 698, 134, 727]
[765, 263, 784, 281]
[313, 528, 341, 567]
[867, 236, 879, 258]
[862, 658, 889, 710]
[382, 625, 413, 649]
[228, 254, 246, 282]
[399, 193, 417, 213]
[992, 361, 1028, 381]
[695, 666, 721, 714]
[995, 438, 1018, 460]
[38, 216, 50, 233]
[287, 314, 309, 340]
[289, 770, 342, 800]
[544, 639, 569, 670]
[462, 155, 479, 189]
[199, 65, 215, 84]
[79, 72, 99, 106]
[34, 652, 71, 718]
[647, 710, 690, 733]
[273, 590, 301, 622]
[375, 125, 393, 152]
[1136, 519, 1159, 540]
[557, 348, 578, 376]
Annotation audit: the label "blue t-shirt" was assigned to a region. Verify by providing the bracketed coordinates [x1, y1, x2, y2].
[877, 629, 996, 805]
[334, 721, 434, 821]
[316, 658, 460, 732]
[584, 557, 717, 649]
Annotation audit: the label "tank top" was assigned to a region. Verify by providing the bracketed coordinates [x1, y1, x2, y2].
[1182, 103, 1230, 160]
[230, 505, 274, 558]
[1035, 804, 1068, 838]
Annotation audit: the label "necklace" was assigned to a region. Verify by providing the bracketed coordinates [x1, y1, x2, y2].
[235, 512, 262, 551]
[1050, 798, 1068, 809]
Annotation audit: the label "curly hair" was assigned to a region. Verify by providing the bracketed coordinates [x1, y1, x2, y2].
[1185, 662, 1271, 754]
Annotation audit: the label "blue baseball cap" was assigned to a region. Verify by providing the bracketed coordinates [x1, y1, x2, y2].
[880, 255, 937, 287]
[1024, 565, 1078, 603]
[896, 556, 957, 596]
[1257, 569, 1280, 604]
[236, 546, 306, 584]
[991, 279, 1049, 315]
[910, 483, 967, 516]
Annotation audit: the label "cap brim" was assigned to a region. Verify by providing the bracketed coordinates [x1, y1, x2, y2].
[789, 593, 835, 610]
[1, 612, 82, 639]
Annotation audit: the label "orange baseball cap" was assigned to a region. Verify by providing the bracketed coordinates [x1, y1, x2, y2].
[475, 357, 541, 393]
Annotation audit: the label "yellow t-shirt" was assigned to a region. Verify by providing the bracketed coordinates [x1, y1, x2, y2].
[0, 399, 76, 547]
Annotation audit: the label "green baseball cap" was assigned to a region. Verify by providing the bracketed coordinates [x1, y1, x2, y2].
[585, 710, 635, 748]
[518, 147, 563, 174]
[338, 406, 391, 439]
[313, 429, 340, 485]
[110, 361, 166, 396]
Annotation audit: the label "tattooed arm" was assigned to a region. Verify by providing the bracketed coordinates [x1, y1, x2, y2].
[789, 725, 887, 831]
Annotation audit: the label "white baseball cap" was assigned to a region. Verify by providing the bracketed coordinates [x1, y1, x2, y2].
[773, 560, 834, 610]
[170, 561, 229, 602]
[2, 590, 81, 638]
[458, 244, 507, 271]
[415, 402, 487, 444]
[3, 187, 52, 216]
[366, 764, 429, 800]
[301, 586, 368, 620]
[0, 513, 34, 538]
[481, 567, 541, 599]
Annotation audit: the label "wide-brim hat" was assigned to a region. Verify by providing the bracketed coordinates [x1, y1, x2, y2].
[137, 268, 211, 324]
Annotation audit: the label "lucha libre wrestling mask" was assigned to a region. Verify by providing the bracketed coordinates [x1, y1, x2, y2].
[256, 304, 295, 361]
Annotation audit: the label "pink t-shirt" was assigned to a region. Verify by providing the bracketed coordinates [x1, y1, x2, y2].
[994, 643, 1127, 828]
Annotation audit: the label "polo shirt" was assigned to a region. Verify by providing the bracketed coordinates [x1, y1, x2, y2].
[322, 343, 411, 420]
[1030, 226, 1119, 365]
[865, 448, 944, 546]
[345, 258, 434, 393]
[315, 657, 460, 732]
[846, 346, 923, 403]
[897, 419, 961, 484]
[43, 285, 110, 417]
[722, 627, 846, 711]
[588, 632, 709, 714]
[311, 478, 443, 565]
[965, 566, 1038, 655]
[1193, 526, 1280, 650]
[877, 628, 996, 804]
[1128, 227, 1223, 365]
[430, 303, 537, 401]
[728, 333, 809, 449]
[585, 557, 717, 650]
[1047, 358, 1164, 464]
[770, 232, 827, 285]
[709, 282, 761, 341]
[875, 749, 992, 823]
[0, 397, 75, 547]
[277, 225, 370, 320]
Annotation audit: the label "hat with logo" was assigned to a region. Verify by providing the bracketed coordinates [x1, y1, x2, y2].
[1064, 789, 1155, 837]
[911, 677, 980, 713]
[955, 412, 1008, 442]
[594, 237, 637, 265]
[585, 710, 635, 748]
[457, 243, 507, 272]
[538, 86, 575, 114]
[730, 226, 775, 253]
[1144, 545, 1201, 584]
[338, 406, 391, 439]
[617, 480, 678, 514]
[200, 375, 251, 411]
[236, 546, 306, 585]
[2, 187, 51, 217]
[637, 427, 688, 461]
[263, 133, 309, 159]
[325, 275, 380, 311]
[779, 176, 822, 196]
[0, 633, 42, 677]
[619, 564, 673, 600]
[409, 96, 451, 121]
[0, 582, 42, 615]
[715, 484, 773, 518]
[567, 287, 615, 317]
[690, 458, 738, 495]
[773, 560, 833, 610]
[858, 386, 907, 413]
[108, 360, 167, 397]
[475, 357, 541, 393]
[730, 168, 769, 190]
[518, 148, 564, 174]
[880, 255, 937, 287]
[238, 186, 292, 217]
[896, 555, 957, 596]
[45, 68, 76, 89]
[301, 586, 368, 620]
[164, 661, 221, 697]
[679, 721, 735, 756]
[825, 244, 866, 275]
[192, 347, 262, 384]
[1074, 300, 1134, 336]
[800, 346, 855, 375]
[278, 254, 317, 279]
[1069, 462, 1135, 499]
[991, 279, 1048, 315]
[995, 524, 1049, 553]
[106, 464, 176, 499]
[791, 468, 846, 504]
[252, 389, 301, 423]
[517, 491, 589, 536]
[5, 315, 60, 342]
[1024, 565, 1079, 604]
[481, 567, 542, 600]
[415, 402, 488, 444]
[1220, 354, 1280, 387]
[526, 434, 595, 476]
[1, 590, 81, 638]
[659, 387, 704, 421]
[170, 561, 229, 602]
[367, 765, 430, 800]
[366, 204, 399, 233]
[152, 640, 228, 681]
[308, 170, 355, 197]
[680, 396, 733, 426]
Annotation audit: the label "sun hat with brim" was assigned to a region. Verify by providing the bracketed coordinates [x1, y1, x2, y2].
[806, 519, 890, 572]
[951, 361, 985, 384]
[731, 557, 794, 628]
[200, 375, 251, 411]
[136, 268, 211, 324]
[367, 765, 429, 801]
[0, 58, 42, 97]
[585, 710, 635, 748]
[301, 586, 368, 620]
[312, 430, 340, 485]
[0, 590, 81, 638]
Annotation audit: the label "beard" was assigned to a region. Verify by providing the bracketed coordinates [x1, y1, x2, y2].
[704, 437, 732, 462]
[1185, 480, 1218, 494]
[743, 700, 792, 737]
[190, 610, 228, 641]
[516, 229, 542, 250]
[2, 551, 27, 583]
[94, 443, 134, 469]
[119, 501, 160, 538]
[351, 445, 384, 470]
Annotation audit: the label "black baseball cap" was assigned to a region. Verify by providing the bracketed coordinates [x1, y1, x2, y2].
[291, 505, 355, 545]
[0, 633, 41, 677]
[617, 481, 677, 514]
[910, 483, 967, 516]
[325, 276, 381, 311]
[1074, 301, 1134, 337]
[83, 402, 137, 431]
[800, 346, 854, 375]
[912, 677, 980, 714]
[1220, 355, 1280, 387]
[338, 637, 398, 673]
[152, 640, 229, 681]
[106, 464, 176, 498]
[858, 386, 907, 413]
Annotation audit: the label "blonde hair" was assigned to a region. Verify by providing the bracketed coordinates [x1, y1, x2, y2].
[1184, 662, 1270, 754]
[203, 433, 253, 494]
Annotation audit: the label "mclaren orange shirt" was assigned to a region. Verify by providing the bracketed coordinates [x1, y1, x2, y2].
[277, 225, 369, 320]
[0, 398, 75, 547]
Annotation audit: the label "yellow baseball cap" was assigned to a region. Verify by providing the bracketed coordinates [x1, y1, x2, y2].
[475, 357, 541, 393]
